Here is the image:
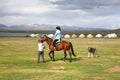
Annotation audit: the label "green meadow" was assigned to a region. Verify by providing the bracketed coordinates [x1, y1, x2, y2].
[0, 37, 120, 80]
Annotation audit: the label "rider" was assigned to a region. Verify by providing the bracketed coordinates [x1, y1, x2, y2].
[53, 26, 62, 49]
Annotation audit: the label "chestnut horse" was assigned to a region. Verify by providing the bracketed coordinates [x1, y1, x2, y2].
[40, 35, 76, 62]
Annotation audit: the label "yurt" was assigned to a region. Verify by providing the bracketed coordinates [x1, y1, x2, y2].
[35, 34, 40, 38]
[79, 34, 85, 38]
[95, 34, 102, 38]
[48, 34, 54, 38]
[87, 34, 93, 38]
[105, 33, 117, 38]
[111, 33, 117, 38]
[64, 34, 70, 38]
[71, 34, 77, 38]
[30, 34, 36, 37]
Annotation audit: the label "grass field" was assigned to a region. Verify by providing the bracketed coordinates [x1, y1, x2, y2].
[0, 37, 120, 80]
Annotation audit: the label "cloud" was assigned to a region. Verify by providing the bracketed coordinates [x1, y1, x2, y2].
[0, 0, 55, 16]
[0, 16, 26, 25]
[50, 0, 120, 16]
[0, 0, 120, 29]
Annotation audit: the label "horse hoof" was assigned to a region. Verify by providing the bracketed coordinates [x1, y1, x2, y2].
[63, 60, 66, 62]
[53, 59, 55, 61]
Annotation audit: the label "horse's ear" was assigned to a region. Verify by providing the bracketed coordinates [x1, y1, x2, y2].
[41, 34, 47, 39]
[44, 34, 47, 37]
[41, 34, 45, 37]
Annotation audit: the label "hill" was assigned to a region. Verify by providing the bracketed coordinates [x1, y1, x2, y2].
[0, 29, 120, 37]
[0, 24, 107, 31]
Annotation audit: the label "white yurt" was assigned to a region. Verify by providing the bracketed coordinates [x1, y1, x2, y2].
[106, 34, 112, 38]
[104, 34, 111, 38]
[30, 34, 36, 37]
[35, 34, 41, 38]
[48, 34, 54, 38]
[35, 34, 39, 37]
[111, 33, 117, 38]
[95, 34, 102, 38]
[79, 34, 85, 38]
[105, 33, 117, 38]
[64, 34, 70, 38]
[87, 34, 93, 38]
[71, 34, 77, 38]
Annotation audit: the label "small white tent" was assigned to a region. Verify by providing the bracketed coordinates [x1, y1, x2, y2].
[104, 33, 117, 38]
[111, 33, 117, 38]
[95, 34, 102, 38]
[87, 34, 93, 38]
[48, 34, 54, 38]
[64, 34, 70, 38]
[79, 34, 85, 38]
[71, 34, 77, 38]
[30, 34, 36, 37]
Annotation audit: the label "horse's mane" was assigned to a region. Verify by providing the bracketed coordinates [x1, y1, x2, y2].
[45, 35, 53, 42]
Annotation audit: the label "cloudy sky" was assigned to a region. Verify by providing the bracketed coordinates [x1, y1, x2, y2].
[0, 0, 120, 29]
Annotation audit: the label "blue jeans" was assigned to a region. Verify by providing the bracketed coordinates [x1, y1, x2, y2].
[53, 39, 59, 47]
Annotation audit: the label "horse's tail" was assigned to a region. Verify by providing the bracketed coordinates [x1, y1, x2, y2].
[69, 42, 76, 57]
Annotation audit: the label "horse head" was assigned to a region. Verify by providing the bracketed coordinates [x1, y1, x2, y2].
[40, 35, 47, 42]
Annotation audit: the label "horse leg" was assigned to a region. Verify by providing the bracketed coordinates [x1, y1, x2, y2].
[70, 52, 72, 62]
[52, 51, 55, 61]
[63, 51, 67, 61]
[68, 50, 72, 62]
[49, 51, 52, 60]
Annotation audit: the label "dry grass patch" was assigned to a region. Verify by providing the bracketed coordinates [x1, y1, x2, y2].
[45, 66, 65, 70]
[105, 66, 120, 72]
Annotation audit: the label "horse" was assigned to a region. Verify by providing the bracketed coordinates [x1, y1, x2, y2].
[40, 35, 76, 62]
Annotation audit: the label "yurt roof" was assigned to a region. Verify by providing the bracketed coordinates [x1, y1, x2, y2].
[64, 34, 70, 38]
[71, 34, 77, 38]
[87, 34, 93, 38]
[79, 34, 85, 38]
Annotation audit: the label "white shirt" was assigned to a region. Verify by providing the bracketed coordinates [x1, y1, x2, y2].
[38, 43, 45, 51]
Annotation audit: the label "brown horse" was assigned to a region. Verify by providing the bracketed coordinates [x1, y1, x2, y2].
[40, 35, 76, 62]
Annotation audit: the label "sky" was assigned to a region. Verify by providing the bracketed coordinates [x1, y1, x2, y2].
[0, 0, 120, 29]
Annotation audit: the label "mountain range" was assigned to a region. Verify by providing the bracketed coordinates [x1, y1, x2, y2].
[0, 24, 108, 31]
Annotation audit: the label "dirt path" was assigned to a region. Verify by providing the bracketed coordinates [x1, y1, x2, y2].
[105, 66, 120, 72]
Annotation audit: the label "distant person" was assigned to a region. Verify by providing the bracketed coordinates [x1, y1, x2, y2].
[53, 26, 62, 50]
[37, 39, 45, 63]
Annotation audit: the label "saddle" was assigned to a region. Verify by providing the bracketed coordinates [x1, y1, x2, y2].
[55, 40, 61, 46]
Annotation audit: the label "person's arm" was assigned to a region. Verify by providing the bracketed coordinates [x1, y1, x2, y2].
[54, 31, 58, 37]
[42, 44, 45, 49]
